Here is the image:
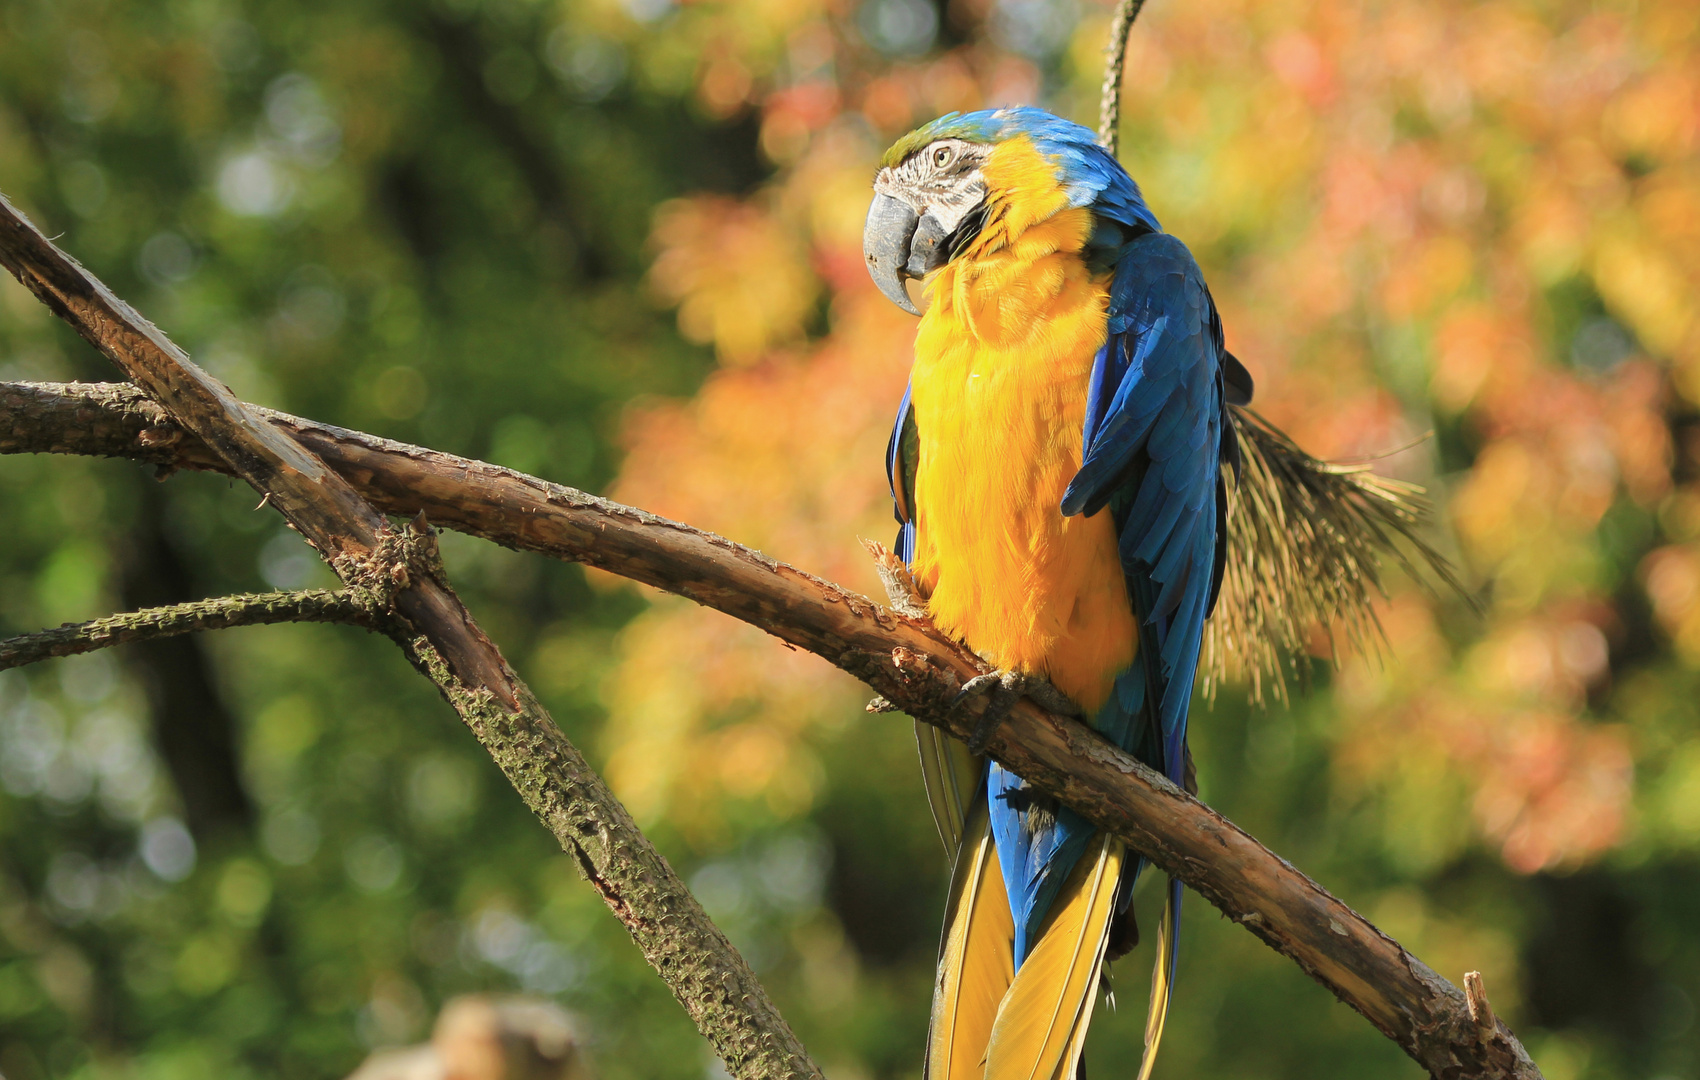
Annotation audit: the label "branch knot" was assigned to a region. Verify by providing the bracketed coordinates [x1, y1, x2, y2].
[335, 512, 448, 615]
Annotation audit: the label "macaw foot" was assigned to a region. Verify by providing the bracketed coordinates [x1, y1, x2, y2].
[952, 669, 1082, 755]
[860, 539, 930, 619]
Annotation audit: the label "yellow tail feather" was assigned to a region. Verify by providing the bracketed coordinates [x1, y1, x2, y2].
[916, 720, 981, 858]
[983, 834, 1125, 1080]
[1133, 881, 1179, 1080]
[928, 800, 1015, 1080]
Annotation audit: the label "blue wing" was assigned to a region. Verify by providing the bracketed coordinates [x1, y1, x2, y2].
[1063, 229, 1229, 787]
[1060, 230, 1233, 1007]
[885, 382, 918, 565]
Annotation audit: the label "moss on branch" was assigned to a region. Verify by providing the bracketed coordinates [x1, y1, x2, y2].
[0, 589, 387, 672]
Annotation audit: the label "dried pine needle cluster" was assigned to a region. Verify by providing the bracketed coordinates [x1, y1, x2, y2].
[1201, 409, 1472, 705]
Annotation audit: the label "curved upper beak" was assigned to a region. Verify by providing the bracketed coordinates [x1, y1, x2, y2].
[863, 192, 922, 316]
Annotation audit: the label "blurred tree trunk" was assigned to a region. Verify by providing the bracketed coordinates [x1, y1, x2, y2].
[117, 478, 254, 842]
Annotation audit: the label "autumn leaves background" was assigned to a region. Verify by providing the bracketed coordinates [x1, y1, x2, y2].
[1, 0, 1698, 1076]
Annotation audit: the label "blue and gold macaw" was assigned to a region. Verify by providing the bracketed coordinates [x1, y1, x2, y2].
[863, 106, 1252, 1079]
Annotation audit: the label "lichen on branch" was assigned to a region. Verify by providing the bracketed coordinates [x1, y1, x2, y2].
[0, 588, 387, 672]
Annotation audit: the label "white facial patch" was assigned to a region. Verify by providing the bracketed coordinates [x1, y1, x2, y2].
[874, 138, 990, 233]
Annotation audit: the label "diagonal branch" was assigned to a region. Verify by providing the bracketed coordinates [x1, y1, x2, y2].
[1, 378, 1541, 1079]
[0, 588, 385, 671]
[0, 195, 820, 1080]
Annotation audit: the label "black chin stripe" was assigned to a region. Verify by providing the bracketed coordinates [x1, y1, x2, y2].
[945, 203, 990, 260]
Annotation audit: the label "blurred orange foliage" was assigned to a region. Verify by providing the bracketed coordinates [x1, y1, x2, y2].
[648, 197, 818, 364]
[603, 0, 1700, 873]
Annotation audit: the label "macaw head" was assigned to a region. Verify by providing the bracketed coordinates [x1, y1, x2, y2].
[863, 106, 1158, 315]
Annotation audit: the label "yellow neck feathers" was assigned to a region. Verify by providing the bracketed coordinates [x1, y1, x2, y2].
[906, 136, 1135, 715]
[922, 136, 1097, 348]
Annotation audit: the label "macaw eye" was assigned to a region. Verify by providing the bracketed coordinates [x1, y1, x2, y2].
[932, 146, 953, 168]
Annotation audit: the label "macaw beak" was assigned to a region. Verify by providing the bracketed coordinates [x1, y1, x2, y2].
[863, 192, 922, 315]
[865, 193, 960, 316]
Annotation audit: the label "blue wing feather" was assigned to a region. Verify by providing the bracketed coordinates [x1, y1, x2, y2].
[1066, 233, 1226, 776]
[886, 383, 918, 564]
[1062, 230, 1230, 986]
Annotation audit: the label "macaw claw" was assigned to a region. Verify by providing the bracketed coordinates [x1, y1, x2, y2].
[952, 669, 1082, 754]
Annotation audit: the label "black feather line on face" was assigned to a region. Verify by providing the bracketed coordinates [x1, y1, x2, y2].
[945, 202, 990, 260]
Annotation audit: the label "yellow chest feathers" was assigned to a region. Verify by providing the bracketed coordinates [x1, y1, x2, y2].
[906, 144, 1136, 714]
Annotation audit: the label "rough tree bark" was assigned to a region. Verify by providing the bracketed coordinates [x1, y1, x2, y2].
[1, 376, 1541, 1080]
[0, 587, 385, 670]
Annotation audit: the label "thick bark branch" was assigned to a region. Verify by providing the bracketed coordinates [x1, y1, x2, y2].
[2, 379, 1540, 1079]
[0, 588, 383, 670]
[0, 197, 820, 1080]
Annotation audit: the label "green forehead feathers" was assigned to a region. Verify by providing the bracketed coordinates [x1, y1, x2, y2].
[880, 111, 1005, 168]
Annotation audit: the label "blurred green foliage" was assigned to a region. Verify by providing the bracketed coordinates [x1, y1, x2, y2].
[3, 0, 1700, 1078]
[0, 0, 768, 1076]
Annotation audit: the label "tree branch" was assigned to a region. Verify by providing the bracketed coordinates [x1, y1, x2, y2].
[1096, 0, 1150, 156]
[0, 588, 384, 671]
[0, 195, 821, 1080]
[1, 379, 1541, 1079]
